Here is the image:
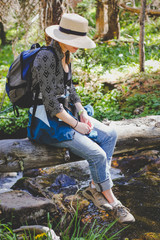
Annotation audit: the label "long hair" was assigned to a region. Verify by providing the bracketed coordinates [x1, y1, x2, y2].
[52, 40, 71, 65]
[65, 50, 70, 65]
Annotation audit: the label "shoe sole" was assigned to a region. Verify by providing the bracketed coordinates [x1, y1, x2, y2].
[82, 190, 112, 211]
[117, 218, 135, 224]
[111, 212, 135, 224]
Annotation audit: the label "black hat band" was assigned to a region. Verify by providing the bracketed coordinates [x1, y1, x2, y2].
[59, 26, 86, 36]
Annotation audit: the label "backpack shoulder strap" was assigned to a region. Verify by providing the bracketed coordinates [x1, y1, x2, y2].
[31, 43, 41, 49]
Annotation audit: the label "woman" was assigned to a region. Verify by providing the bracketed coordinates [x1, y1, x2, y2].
[28, 13, 135, 224]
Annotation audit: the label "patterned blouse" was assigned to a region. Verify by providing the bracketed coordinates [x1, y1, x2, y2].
[31, 40, 81, 118]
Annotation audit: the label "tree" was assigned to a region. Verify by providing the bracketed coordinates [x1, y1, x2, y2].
[139, 0, 146, 72]
[0, 22, 6, 45]
[41, 0, 63, 29]
[40, 0, 63, 45]
[95, 0, 120, 40]
[0, 0, 40, 49]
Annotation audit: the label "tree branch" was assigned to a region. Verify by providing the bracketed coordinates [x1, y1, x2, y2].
[119, 3, 160, 16]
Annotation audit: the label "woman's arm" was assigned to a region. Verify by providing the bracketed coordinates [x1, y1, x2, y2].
[56, 109, 92, 135]
[75, 102, 94, 130]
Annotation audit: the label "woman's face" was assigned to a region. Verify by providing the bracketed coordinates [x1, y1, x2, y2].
[59, 42, 79, 53]
[65, 44, 79, 53]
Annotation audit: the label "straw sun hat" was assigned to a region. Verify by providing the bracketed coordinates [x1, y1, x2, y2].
[45, 13, 96, 49]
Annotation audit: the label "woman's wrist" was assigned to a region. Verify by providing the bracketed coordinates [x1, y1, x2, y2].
[72, 120, 78, 129]
[78, 109, 87, 116]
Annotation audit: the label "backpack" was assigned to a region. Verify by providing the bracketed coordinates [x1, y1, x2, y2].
[6, 43, 55, 136]
[6, 43, 54, 115]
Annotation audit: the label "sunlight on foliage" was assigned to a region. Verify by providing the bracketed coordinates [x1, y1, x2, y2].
[0, 1, 160, 137]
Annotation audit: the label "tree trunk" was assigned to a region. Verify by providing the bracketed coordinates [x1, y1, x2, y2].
[96, 0, 106, 38]
[0, 22, 6, 45]
[139, 0, 146, 72]
[40, 0, 63, 45]
[103, 0, 120, 41]
[96, 0, 120, 41]
[0, 116, 160, 173]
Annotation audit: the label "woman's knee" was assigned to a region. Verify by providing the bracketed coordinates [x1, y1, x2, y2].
[103, 127, 117, 143]
[110, 128, 118, 141]
[88, 148, 107, 165]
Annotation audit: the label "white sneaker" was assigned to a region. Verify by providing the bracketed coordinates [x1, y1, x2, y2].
[82, 185, 113, 211]
[112, 201, 135, 223]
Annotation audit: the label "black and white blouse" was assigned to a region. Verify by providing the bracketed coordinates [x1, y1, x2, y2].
[31, 40, 81, 118]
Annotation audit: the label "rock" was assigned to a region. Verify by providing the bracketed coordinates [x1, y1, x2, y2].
[23, 168, 43, 177]
[64, 194, 90, 212]
[49, 173, 78, 194]
[12, 161, 91, 199]
[0, 172, 18, 177]
[11, 163, 91, 224]
[13, 225, 60, 240]
[133, 232, 160, 240]
[0, 190, 56, 227]
[140, 232, 160, 240]
[134, 106, 144, 115]
[12, 177, 50, 198]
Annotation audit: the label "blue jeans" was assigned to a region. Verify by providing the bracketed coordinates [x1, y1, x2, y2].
[51, 117, 117, 192]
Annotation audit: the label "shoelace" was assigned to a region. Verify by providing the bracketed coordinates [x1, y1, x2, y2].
[114, 204, 130, 217]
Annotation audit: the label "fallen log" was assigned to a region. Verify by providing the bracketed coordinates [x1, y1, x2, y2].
[0, 115, 160, 173]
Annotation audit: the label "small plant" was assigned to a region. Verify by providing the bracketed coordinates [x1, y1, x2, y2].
[0, 222, 17, 240]
[0, 209, 128, 240]
[0, 220, 57, 240]
[53, 204, 128, 240]
[35, 232, 47, 240]
[0, 105, 28, 135]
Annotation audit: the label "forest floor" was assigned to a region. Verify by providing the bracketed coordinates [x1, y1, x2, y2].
[100, 65, 160, 97]
[116, 71, 160, 96]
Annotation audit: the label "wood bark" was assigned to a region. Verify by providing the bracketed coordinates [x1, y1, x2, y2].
[119, 3, 160, 16]
[103, 0, 120, 41]
[41, 0, 63, 45]
[139, 0, 146, 72]
[41, 0, 63, 29]
[0, 116, 160, 173]
[95, 0, 120, 40]
[96, 0, 105, 38]
[0, 22, 6, 45]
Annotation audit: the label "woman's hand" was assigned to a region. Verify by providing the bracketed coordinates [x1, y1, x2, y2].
[56, 109, 93, 135]
[74, 121, 92, 135]
[79, 111, 93, 133]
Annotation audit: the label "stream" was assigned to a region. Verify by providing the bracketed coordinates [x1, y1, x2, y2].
[0, 172, 23, 194]
[0, 148, 160, 240]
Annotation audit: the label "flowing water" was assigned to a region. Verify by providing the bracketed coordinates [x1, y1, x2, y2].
[0, 172, 23, 194]
[0, 149, 160, 239]
[78, 149, 160, 239]
[39, 149, 160, 239]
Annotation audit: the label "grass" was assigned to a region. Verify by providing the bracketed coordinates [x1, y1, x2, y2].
[74, 58, 160, 121]
[0, 208, 128, 240]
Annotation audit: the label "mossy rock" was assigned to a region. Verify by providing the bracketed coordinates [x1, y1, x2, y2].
[141, 232, 160, 240]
